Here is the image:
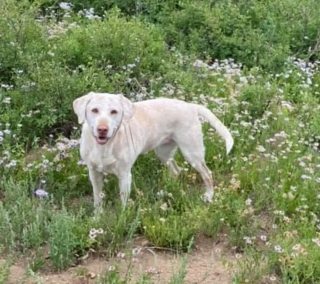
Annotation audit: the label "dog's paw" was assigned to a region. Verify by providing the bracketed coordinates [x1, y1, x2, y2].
[202, 192, 213, 204]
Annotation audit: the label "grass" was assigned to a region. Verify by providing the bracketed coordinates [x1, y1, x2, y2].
[1, 0, 320, 283]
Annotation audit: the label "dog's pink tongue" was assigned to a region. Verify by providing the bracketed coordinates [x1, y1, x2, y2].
[96, 137, 108, 145]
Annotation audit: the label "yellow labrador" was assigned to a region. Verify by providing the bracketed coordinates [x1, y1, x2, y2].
[73, 92, 234, 207]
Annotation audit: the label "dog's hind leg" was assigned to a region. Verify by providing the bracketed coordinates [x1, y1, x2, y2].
[155, 142, 181, 177]
[174, 127, 214, 203]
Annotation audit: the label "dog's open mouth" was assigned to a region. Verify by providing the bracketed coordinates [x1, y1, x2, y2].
[95, 135, 109, 145]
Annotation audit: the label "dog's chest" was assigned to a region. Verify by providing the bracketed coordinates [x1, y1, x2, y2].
[88, 154, 117, 174]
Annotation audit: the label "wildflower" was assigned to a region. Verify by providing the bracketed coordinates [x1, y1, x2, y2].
[108, 266, 115, 271]
[159, 218, 165, 223]
[89, 234, 96, 240]
[156, 190, 165, 198]
[312, 238, 320, 247]
[301, 174, 311, 180]
[230, 176, 240, 190]
[132, 247, 142, 256]
[78, 7, 101, 19]
[99, 192, 105, 199]
[160, 202, 168, 211]
[117, 252, 125, 258]
[6, 160, 17, 168]
[274, 245, 283, 253]
[34, 189, 49, 198]
[283, 216, 291, 223]
[192, 59, 208, 69]
[235, 253, 242, 259]
[245, 198, 252, 206]
[256, 145, 266, 152]
[243, 236, 252, 244]
[242, 207, 254, 216]
[96, 228, 104, 234]
[2, 97, 11, 104]
[269, 275, 277, 282]
[260, 235, 267, 242]
[1, 84, 13, 89]
[146, 267, 158, 275]
[127, 63, 136, 69]
[292, 244, 301, 251]
[89, 229, 97, 239]
[288, 192, 295, 200]
[59, 2, 72, 10]
[274, 210, 284, 216]
[281, 101, 293, 111]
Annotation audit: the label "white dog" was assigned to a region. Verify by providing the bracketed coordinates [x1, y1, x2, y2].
[73, 92, 234, 208]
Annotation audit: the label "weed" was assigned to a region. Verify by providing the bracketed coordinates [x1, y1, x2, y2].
[0, 247, 11, 284]
[48, 205, 79, 270]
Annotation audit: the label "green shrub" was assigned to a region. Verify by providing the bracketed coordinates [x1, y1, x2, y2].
[48, 206, 79, 270]
[158, 0, 320, 71]
[0, 4, 170, 144]
[51, 8, 168, 73]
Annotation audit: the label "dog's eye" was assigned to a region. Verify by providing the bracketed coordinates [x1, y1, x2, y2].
[111, 110, 118, 115]
[92, 108, 99, 114]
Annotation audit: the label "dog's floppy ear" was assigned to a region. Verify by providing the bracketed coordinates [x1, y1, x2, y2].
[73, 92, 94, 124]
[120, 95, 135, 120]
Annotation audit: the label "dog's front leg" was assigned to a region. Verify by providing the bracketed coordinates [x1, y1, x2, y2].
[118, 170, 132, 207]
[88, 168, 104, 208]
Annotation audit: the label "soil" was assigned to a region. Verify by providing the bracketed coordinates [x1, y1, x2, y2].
[4, 235, 236, 284]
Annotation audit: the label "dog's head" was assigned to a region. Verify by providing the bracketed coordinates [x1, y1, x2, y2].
[73, 92, 135, 145]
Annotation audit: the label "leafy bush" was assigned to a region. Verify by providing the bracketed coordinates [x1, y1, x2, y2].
[0, 3, 170, 144]
[48, 209, 77, 270]
[157, 0, 320, 71]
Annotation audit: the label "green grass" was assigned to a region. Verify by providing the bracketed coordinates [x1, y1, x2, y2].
[1, 0, 320, 283]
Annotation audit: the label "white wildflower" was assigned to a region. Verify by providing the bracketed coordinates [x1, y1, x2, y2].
[59, 2, 72, 10]
[274, 245, 283, 253]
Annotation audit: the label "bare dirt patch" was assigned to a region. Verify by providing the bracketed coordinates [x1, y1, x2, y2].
[6, 236, 235, 284]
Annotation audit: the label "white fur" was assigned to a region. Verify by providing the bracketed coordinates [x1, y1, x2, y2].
[73, 92, 234, 207]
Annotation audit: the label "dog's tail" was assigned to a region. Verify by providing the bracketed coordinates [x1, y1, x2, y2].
[195, 105, 234, 155]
